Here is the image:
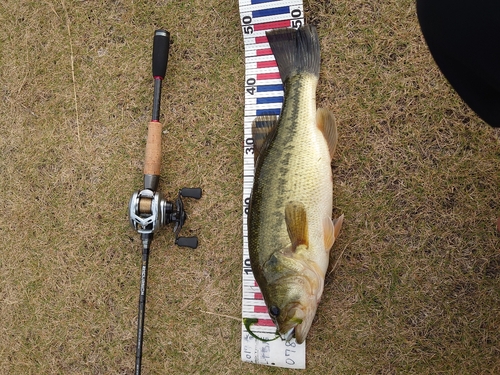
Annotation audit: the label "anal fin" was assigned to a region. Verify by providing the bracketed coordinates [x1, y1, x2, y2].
[323, 214, 344, 250]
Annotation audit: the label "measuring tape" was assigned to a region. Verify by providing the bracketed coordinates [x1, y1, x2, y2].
[239, 0, 306, 369]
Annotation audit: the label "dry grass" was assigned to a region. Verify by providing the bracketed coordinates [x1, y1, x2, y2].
[0, 0, 498, 374]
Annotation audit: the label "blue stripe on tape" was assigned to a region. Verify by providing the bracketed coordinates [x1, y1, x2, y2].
[256, 96, 283, 104]
[252, 6, 289, 18]
[256, 108, 281, 116]
[251, 0, 279, 4]
[258, 84, 284, 92]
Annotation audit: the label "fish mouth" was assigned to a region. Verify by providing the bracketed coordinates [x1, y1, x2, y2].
[279, 327, 295, 342]
[276, 305, 306, 342]
[277, 301, 316, 344]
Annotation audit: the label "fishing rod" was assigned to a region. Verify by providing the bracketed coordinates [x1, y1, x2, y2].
[128, 29, 202, 375]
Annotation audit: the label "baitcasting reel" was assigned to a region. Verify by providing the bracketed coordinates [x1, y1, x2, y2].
[128, 187, 202, 248]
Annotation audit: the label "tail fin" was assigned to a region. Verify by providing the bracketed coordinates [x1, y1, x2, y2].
[266, 25, 320, 83]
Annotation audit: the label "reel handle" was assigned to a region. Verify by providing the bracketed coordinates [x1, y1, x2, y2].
[180, 187, 202, 199]
[176, 237, 198, 249]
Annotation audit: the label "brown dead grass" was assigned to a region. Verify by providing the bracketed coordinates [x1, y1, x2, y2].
[0, 0, 498, 374]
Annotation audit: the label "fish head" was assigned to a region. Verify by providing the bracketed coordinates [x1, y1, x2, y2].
[265, 272, 321, 344]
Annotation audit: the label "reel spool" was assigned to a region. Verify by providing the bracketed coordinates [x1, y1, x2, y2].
[129, 187, 202, 248]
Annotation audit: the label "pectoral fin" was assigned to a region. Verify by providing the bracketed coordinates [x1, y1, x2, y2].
[284, 202, 309, 251]
[316, 108, 338, 159]
[251, 115, 279, 163]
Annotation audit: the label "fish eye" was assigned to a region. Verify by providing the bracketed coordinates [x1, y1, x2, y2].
[269, 305, 280, 317]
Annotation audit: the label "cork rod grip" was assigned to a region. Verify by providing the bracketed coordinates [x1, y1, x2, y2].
[143, 121, 162, 176]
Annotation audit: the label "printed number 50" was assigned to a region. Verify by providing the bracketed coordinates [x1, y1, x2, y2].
[291, 8, 302, 29]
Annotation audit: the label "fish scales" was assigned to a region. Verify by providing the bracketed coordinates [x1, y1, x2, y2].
[250, 72, 331, 266]
[247, 25, 343, 344]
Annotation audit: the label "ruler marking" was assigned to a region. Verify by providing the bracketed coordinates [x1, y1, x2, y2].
[257, 60, 278, 68]
[250, 0, 281, 5]
[254, 19, 291, 31]
[257, 48, 273, 56]
[255, 108, 281, 116]
[258, 83, 283, 92]
[255, 35, 269, 44]
[240, 0, 306, 369]
[256, 96, 283, 104]
[252, 6, 290, 18]
[257, 72, 281, 80]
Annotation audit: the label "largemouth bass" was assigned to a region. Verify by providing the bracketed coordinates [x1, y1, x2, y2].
[248, 25, 344, 344]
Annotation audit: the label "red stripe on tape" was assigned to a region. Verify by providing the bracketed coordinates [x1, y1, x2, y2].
[254, 20, 291, 31]
[254, 305, 268, 313]
[257, 72, 281, 80]
[257, 319, 276, 327]
[255, 36, 268, 44]
[257, 48, 273, 56]
[257, 60, 277, 68]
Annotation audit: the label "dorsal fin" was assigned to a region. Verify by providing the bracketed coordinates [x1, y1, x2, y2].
[284, 201, 309, 251]
[316, 108, 338, 159]
[251, 115, 279, 163]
